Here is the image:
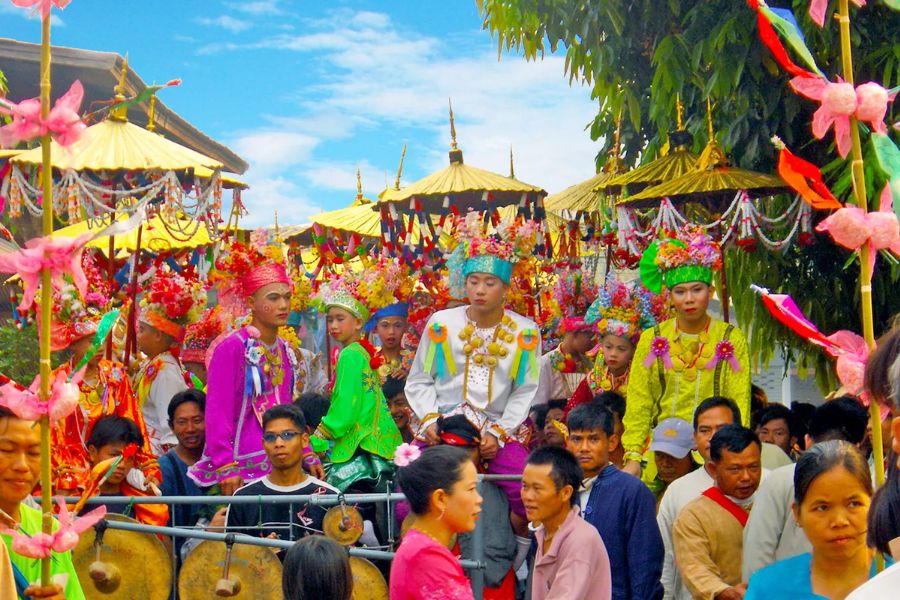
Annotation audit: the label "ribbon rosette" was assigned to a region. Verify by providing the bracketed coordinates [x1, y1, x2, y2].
[704, 341, 742, 372]
[394, 442, 421, 467]
[0, 366, 85, 422]
[511, 329, 540, 385]
[0, 80, 86, 148]
[1, 497, 106, 559]
[423, 323, 457, 379]
[643, 336, 673, 369]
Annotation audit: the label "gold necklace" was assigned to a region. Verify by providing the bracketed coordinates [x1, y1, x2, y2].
[259, 341, 285, 387]
[459, 312, 517, 402]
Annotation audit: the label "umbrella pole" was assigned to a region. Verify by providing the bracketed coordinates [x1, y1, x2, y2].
[720, 256, 730, 324]
[106, 235, 116, 359]
[837, 0, 883, 490]
[37, 13, 54, 587]
[123, 224, 143, 367]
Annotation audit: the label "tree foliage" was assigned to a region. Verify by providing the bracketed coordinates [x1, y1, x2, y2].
[478, 0, 900, 389]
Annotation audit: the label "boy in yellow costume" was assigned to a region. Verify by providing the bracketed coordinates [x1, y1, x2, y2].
[623, 228, 751, 478]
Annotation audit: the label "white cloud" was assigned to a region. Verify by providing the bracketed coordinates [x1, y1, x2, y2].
[226, 0, 283, 16]
[230, 130, 319, 175]
[238, 174, 323, 228]
[197, 15, 251, 33]
[302, 159, 386, 195]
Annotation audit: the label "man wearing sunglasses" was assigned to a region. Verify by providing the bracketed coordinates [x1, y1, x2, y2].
[225, 404, 338, 554]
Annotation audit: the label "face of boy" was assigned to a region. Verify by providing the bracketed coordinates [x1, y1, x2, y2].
[0, 417, 41, 509]
[251, 284, 292, 329]
[376, 317, 406, 351]
[89, 441, 135, 487]
[670, 282, 712, 324]
[326, 307, 363, 345]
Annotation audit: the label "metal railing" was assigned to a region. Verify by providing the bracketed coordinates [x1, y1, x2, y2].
[64, 473, 523, 599]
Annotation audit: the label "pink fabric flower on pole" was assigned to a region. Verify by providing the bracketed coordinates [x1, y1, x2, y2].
[0, 232, 92, 311]
[394, 443, 421, 467]
[0, 80, 85, 148]
[808, 0, 866, 28]
[816, 184, 900, 277]
[856, 82, 897, 135]
[0, 497, 106, 559]
[0, 365, 86, 422]
[790, 76, 857, 157]
[704, 341, 742, 372]
[9, 0, 72, 20]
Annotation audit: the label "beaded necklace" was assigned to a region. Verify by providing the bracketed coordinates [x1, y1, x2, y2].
[670, 317, 712, 383]
[458, 310, 518, 403]
[259, 339, 285, 387]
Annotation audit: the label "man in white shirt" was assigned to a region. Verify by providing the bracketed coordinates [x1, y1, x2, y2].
[742, 396, 869, 580]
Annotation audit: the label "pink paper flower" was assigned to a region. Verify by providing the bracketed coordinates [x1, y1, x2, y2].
[393, 442, 421, 467]
[0, 497, 106, 559]
[0, 366, 85, 422]
[0, 80, 85, 148]
[790, 76, 856, 157]
[10, 0, 72, 20]
[855, 82, 896, 135]
[0, 232, 92, 311]
[808, 0, 866, 28]
[246, 325, 261, 339]
[704, 341, 742, 372]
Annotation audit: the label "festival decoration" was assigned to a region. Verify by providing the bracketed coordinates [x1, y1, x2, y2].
[10, 0, 70, 20]
[0, 80, 85, 148]
[139, 269, 206, 341]
[393, 442, 421, 467]
[809, 0, 865, 28]
[0, 498, 105, 560]
[585, 276, 667, 344]
[771, 136, 842, 210]
[423, 323, 457, 379]
[0, 366, 84, 422]
[313, 253, 410, 324]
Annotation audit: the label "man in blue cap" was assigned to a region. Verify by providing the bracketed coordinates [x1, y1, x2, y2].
[648, 417, 699, 504]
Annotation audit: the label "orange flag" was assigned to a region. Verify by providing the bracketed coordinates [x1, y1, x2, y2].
[776, 145, 843, 210]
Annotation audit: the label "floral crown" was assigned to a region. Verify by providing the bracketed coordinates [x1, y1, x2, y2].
[181, 306, 225, 364]
[639, 227, 722, 294]
[551, 266, 598, 327]
[585, 276, 668, 344]
[445, 212, 544, 297]
[48, 254, 112, 351]
[313, 254, 410, 322]
[212, 230, 292, 314]
[140, 270, 206, 340]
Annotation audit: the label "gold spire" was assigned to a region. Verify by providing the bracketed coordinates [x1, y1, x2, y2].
[676, 94, 684, 130]
[509, 146, 515, 179]
[394, 143, 406, 190]
[110, 54, 129, 122]
[447, 99, 463, 164]
[603, 110, 625, 174]
[448, 98, 458, 150]
[146, 94, 157, 132]
[356, 165, 363, 201]
[698, 97, 727, 169]
[274, 210, 281, 242]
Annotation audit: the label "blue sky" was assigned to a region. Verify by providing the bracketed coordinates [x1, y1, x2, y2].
[1, 0, 601, 227]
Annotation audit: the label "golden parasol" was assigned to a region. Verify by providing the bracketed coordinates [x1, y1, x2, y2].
[310, 168, 384, 238]
[51, 211, 212, 252]
[376, 101, 545, 211]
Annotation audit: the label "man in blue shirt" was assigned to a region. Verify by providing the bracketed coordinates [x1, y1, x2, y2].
[567, 402, 664, 600]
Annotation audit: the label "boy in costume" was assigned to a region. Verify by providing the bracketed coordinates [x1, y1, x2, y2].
[566, 276, 667, 414]
[623, 228, 751, 477]
[48, 269, 160, 495]
[406, 214, 543, 530]
[180, 306, 225, 390]
[310, 255, 404, 491]
[134, 270, 206, 455]
[188, 236, 322, 495]
[533, 267, 597, 406]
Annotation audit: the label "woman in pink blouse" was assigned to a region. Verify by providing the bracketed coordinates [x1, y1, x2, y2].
[390, 444, 484, 600]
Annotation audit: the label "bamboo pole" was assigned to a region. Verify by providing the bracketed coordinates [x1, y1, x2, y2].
[836, 0, 885, 488]
[37, 13, 54, 587]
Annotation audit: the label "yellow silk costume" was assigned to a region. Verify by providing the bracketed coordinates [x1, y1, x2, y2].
[623, 317, 751, 460]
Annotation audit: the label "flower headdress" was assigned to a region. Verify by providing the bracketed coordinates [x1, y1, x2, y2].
[445, 212, 544, 298]
[639, 227, 722, 294]
[585, 276, 668, 344]
[47, 254, 111, 352]
[181, 306, 225, 364]
[314, 254, 409, 323]
[551, 266, 599, 332]
[211, 229, 292, 316]
[139, 270, 206, 341]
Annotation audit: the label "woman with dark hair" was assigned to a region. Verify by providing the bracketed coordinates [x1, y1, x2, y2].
[282, 535, 352, 600]
[390, 445, 482, 600]
[745, 441, 881, 599]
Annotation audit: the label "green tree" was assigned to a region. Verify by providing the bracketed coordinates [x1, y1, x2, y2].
[478, 0, 900, 387]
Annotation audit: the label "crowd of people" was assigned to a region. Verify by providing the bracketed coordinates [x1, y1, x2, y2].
[1, 223, 899, 600]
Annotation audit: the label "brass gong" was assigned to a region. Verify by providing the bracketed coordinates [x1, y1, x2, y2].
[349, 556, 389, 600]
[178, 539, 282, 599]
[72, 513, 172, 600]
[322, 504, 365, 546]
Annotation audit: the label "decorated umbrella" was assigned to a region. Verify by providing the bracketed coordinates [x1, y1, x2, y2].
[601, 99, 699, 196]
[51, 211, 213, 253]
[376, 101, 545, 213]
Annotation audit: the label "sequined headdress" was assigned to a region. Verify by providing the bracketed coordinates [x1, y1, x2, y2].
[639, 227, 722, 294]
[445, 212, 543, 298]
[212, 229, 293, 316]
[314, 254, 410, 323]
[139, 270, 206, 342]
[48, 254, 111, 351]
[585, 276, 668, 344]
[551, 266, 598, 332]
[181, 306, 225, 364]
